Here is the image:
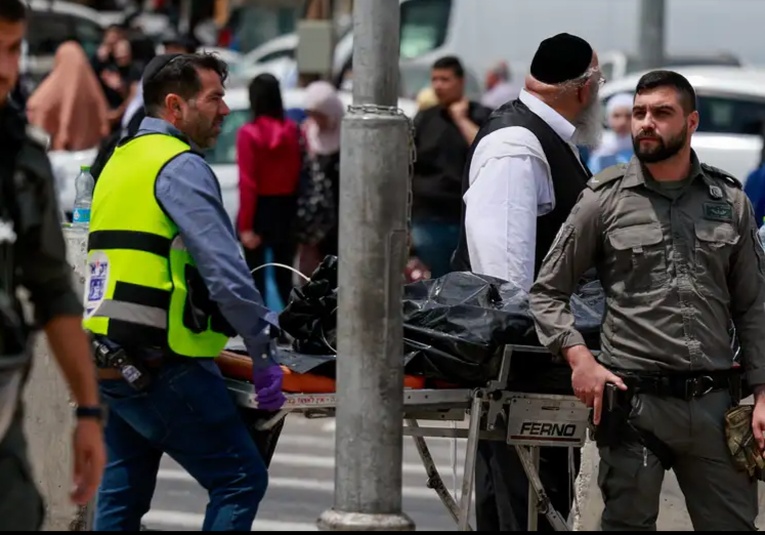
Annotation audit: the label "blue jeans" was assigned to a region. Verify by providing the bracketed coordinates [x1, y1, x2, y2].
[94, 360, 268, 531]
[411, 220, 461, 278]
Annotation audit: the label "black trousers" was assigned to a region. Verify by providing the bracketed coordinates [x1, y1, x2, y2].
[0, 406, 45, 531]
[475, 439, 581, 531]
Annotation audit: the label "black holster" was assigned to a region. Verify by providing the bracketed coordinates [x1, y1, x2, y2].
[592, 383, 675, 470]
[730, 372, 748, 406]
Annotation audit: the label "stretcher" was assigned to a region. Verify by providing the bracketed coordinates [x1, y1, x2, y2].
[216, 344, 592, 532]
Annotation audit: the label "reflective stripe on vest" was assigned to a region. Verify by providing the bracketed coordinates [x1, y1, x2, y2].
[82, 133, 230, 358]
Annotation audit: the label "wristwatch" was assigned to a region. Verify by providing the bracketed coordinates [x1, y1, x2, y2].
[75, 405, 107, 424]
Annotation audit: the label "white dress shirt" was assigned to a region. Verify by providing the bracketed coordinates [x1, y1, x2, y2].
[464, 89, 583, 292]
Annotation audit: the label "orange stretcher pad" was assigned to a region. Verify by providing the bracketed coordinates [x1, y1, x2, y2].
[216, 350, 429, 393]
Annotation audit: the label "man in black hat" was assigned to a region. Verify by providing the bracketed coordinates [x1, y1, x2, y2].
[451, 33, 604, 530]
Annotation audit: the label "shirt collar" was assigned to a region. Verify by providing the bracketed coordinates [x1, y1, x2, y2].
[621, 150, 704, 188]
[137, 116, 201, 152]
[519, 88, 576, 142]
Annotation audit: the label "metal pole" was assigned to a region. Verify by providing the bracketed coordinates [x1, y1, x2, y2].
[178, 0, 192, 35]
[317, 0, 414, 530]
[638, 0, 666, 70]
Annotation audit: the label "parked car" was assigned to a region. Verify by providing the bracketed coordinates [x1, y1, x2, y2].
[49, 86, 419, 225]
[599, 50, 743, 82]
[599, 65, 765, 184]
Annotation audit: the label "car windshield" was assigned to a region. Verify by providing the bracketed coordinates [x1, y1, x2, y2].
[399, 0, 452, 60]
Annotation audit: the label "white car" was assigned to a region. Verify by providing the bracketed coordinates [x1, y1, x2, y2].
[49, 87, 419, 225]
[600, 65, 765, 185]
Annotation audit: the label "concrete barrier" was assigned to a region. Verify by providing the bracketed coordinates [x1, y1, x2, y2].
[22, 226, 92, 531]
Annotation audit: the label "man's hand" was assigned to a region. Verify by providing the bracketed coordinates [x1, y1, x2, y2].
[752, 385, 765, 451]
[71, 419, 106, 505]
[240, 230, 262, 250]
[448, 98, 469, 120]
[252, 364, 286, 412]
[564, 345, 627, 425]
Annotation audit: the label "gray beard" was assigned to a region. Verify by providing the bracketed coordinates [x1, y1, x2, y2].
[572, 96, 604, 150]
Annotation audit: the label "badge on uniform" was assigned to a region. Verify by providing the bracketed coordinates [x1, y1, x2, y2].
[708, 185, 724, 200]
[84, 251, 109, 318]
[703, 202, 733, 223]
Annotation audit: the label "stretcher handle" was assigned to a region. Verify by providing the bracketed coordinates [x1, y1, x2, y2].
[255, 409, 291, 431]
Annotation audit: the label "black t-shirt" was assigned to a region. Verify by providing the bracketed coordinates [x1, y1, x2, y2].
[412, 101, 492, 223]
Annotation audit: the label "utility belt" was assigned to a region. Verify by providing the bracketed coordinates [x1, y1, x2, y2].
[90, 334, 185, 391]
[592, 368, 743, 471]
[617, 368, 743, 402]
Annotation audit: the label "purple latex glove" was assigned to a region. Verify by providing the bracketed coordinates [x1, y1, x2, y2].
[252, 364, 286, 411]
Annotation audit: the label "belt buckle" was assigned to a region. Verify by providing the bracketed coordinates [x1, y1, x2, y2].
[685, 375, 715, 399]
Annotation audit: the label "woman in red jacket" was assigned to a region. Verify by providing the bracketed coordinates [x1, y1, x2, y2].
[236, 73, 302, 306]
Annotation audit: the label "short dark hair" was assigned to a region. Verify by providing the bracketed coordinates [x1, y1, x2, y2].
[143, 53, 229, 117]
[432, 55, 464, 79]
[0, 0, 26, 22]
[634, 69, 697, 114]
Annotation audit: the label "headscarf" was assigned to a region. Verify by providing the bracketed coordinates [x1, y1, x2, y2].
[592, 92, 634, 156]
[303, 81, 344, 156]
[26, 41, 110, 151]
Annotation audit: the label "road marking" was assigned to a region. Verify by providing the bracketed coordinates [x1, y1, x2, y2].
[157, 469, 460, 500]
[276, 433, 467, 454]
[143, 510, 318, 531]
[269, 452, 465, 475]
[143, 508, 451, 531]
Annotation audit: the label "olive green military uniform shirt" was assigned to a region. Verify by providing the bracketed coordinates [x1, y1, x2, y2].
[529, 152, 765, 387]
[10, 124, 83, 326]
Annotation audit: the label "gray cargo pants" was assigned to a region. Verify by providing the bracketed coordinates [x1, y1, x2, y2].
[598, 390, 757, 531]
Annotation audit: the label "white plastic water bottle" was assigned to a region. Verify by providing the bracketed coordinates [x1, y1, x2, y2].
[72, 165, 94, 228]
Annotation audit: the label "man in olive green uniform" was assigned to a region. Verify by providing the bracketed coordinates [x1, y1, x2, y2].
[529, 69, 765, 531]
[0, 0, 105, 530]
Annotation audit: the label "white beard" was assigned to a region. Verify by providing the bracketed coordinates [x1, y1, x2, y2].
[572, 93, 604, 150]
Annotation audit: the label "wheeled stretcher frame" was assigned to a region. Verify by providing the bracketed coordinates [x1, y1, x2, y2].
[226, 344, 592, 531]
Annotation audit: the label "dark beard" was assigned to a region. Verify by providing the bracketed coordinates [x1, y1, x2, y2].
[633, 125, 687, 163]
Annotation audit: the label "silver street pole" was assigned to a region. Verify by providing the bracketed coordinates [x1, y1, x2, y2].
[317, 0, 415, 530]
[638, 0, 666, 70]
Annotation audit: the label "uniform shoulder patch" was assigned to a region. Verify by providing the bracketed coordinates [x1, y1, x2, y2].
[24, 124, 50, 150]
[701, 163, 742, 189]
[587, 163, 627, 190]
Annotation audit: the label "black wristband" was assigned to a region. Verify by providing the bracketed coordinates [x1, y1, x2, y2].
[75, 405, 106, 423]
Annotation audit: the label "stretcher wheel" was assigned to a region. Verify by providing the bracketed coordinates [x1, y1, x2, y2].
[216, 350, 426, 392]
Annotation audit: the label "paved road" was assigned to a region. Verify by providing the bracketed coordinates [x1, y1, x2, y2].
[143, 412, 765, 531]
[144, 414, 471, 531]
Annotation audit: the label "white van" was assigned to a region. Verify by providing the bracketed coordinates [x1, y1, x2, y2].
[332, 0, 765, 85]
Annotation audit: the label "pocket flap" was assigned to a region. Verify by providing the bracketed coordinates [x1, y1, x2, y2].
[695, 221, 739, 245]
[608, 223, 663, 251]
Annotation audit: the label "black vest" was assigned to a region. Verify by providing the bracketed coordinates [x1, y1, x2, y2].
[451, 99, 592, 275]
